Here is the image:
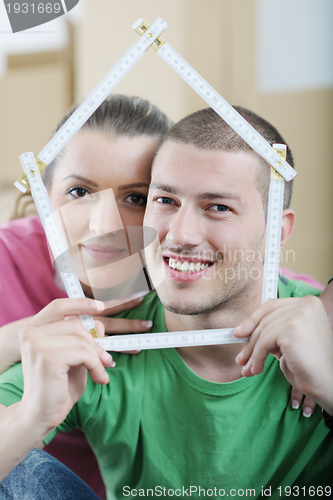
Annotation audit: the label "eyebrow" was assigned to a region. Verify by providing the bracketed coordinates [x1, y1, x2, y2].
[149, 183, 240, 201]
[118, 182, 150, 190]
[62, 175, 99, 188]
[62, 177, 149, 191]
[200, 192, 240, 201]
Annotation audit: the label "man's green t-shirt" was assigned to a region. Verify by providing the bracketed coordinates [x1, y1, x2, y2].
[0, 277, 331, 499]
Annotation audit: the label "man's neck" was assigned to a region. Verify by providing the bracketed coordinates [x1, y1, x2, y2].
[164, 288, 262, 383]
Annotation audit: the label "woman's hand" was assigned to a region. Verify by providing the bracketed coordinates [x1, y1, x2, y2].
[20, 298, 114, 435]
[92, 296, 152, 336]
[0, 298, 113, 481]
[0, 296, 151, 373]
[92, 296, 151, 353]
[234, 296, 333, 416]
[0, 317, 34, 374]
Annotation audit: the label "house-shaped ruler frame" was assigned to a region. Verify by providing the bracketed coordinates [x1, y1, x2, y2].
[17, 17, 297, 350]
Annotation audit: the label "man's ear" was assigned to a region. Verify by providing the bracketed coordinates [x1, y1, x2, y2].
[280, 209, 295, 248]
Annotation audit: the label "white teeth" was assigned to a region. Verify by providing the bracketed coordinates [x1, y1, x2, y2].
[181, 262, 189, 271]
[168, 258, 211, 273]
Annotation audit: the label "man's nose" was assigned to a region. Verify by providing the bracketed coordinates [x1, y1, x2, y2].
[166, 205, 203, 248]
[89, 189, 123, 236]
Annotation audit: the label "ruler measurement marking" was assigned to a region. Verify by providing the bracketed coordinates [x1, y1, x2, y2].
[96, 328, 243, 351]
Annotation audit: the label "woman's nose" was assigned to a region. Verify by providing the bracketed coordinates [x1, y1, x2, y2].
[88, 189, 123, 236]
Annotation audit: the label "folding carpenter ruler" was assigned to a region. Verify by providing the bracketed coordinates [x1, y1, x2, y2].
[261, 144, 286, 304]
[97, 328, 244, 352]
[15, 17, 296, 351]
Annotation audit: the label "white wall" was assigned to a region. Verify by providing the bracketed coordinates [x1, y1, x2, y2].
[257, 0, 333, 92]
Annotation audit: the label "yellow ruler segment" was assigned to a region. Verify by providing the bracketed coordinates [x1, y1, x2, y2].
[271, 145, 287, 180]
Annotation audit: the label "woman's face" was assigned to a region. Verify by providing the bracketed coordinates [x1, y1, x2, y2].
[48, 130, 158, 297]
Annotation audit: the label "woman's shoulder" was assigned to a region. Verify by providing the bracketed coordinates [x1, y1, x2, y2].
[0, 217, 44, 244]
[0, 216, 50, 269]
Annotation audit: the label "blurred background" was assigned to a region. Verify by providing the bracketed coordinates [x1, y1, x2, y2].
[0, 0, 332, 283]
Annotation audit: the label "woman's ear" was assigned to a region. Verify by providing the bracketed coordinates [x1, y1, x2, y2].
[280, 209, 295, 248]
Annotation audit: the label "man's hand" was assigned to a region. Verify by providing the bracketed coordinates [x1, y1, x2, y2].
[234, 296, 333, 416]
[19, 298, 114, 438]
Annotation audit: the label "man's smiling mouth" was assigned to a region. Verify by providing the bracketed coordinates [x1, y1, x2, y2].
[163, 256, 214, 273]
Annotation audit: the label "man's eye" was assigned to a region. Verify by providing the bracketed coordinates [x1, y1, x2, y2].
[155, 197, 173, 204]
[67, 186, 90, 198]
[124, 193, 147, 206]
[209, 204, 230, 212]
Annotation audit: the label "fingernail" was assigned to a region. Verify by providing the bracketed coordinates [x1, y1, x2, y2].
[303, 407, 312, 418]
[106, 360, 116, 368]
[234, 323, 243, 333]
[141, 320, 153, 328]
[235, 353, 243, 364]
[242, 362, 250, 375]
[291, 400, 300, 410]
[135, 297, 144, 303]
[92, 300, 105, 312]
[102, 351, 112, 363]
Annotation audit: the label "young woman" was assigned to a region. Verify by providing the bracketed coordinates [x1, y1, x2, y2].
[0, 94, 172, 498]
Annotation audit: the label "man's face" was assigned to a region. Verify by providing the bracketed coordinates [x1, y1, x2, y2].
[144, 141, 267, 316]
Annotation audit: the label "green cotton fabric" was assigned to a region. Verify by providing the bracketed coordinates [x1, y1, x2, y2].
[0, 278, 332, 499]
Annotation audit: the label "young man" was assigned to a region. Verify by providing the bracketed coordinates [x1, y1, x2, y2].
[0, 108, 332, 499]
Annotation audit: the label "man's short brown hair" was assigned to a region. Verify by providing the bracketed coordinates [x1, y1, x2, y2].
[155, 106, 294, 212]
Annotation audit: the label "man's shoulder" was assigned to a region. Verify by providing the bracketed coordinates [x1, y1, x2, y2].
[278, 275, 323, 299]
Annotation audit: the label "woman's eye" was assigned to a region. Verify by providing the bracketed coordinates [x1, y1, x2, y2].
[124, 193, 147, 206]
[67, 186, 90, 198]
[209, 204, 231, 212]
